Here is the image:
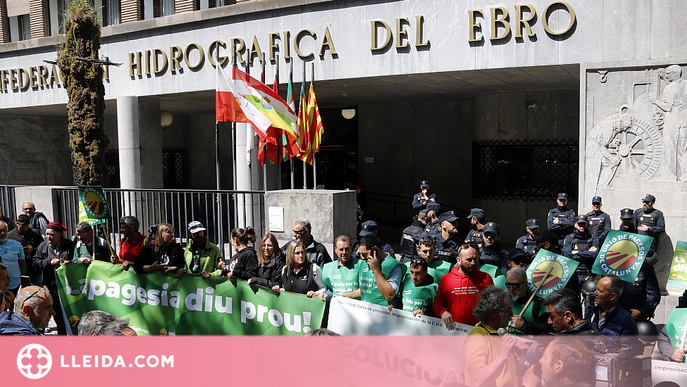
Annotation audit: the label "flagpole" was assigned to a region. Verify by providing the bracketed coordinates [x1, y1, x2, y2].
[302, 59, 307, 189]
[261, 55, 267, 192]
[311, 63, 317, 189]
[276, 54, 282, 190]
[289, 61, 295, 190]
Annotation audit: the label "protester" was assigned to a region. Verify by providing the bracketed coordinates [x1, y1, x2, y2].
[225, 227, 258, 280]
[320, 235, 362, 299]
[73, 222, 111, 263]
[506, 267, 551, 335]
[398, 258, 437, 316]
[8, 214, 42, 285]
[78, 310, 137, 336]
[0, 262, 13, 312]
[0, 286, 55, 335]
[134, 223, 184, 274]
[592, 275, 640, 354]
[248, 233, 286, 288]
[22, 202, 49, 240]
[542, 289, 600, 336]
[357, 235, 404, 306]
[410, 236, 452, 280]
[275, 241, 325, 299]
[282, 218, 332, 267]
[0, 220, 27, 294]
[179, 221, 223, 278]
[116, 216, 150, 269]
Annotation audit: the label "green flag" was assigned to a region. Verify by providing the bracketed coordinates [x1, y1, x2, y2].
[525, 249, 579, 298]
[667, 241, 687, 290]
[591, 230, 653, 282]
[78, 186, 112, 220]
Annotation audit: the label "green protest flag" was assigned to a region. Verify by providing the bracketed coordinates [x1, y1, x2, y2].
[55, 263, 325, 336]
[591, 230, 653, 282]
[666, 308, 687, 358]
[78, 200, 104, 226]
[667, 241, 687, 290]
[525, 249, 579, 298]
[78, 186, 112, 220]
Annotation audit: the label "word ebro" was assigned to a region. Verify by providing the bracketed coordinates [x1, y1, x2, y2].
[128, 27, 337, 77]
[468, 1, 576, 42]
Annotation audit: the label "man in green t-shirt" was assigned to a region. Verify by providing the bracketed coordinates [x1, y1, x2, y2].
[398, 258, 437, 316]
[321, 235, 363, 300]
[357, 236, 404, 306]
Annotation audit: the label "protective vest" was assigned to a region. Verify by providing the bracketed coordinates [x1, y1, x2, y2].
[587, 213, 606, 237]
[322, 258, 363, 295]
[619, 269, 646, 311]
[401, 276, 438, 314]
[405, 259, 452, 282]
[360, 257, 404, 306]
[480, 263, 500, 279]
[637, 211, 659, 227]
[571, 237, 591, 255]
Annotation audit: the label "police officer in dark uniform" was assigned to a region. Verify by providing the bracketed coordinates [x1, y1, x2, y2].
[619, 208, 638, 233]
[480, 222, 509, 276]
[619, 207, 661, 321]
[534, 230, 562, 255]
[562, 215, 599, 293]
[586, 195, 611, 246]
[412, 180, 436, 213]
[351, 220, 394, 260]
[515, 219, 540, 260]
[547, 192, 576, 244]
[465, 208, 486, 249]
[400, 212, 427, 263]
[633, 194, 665, 264]
[434, 210, 462, 264]
[423, 202, 442, 233]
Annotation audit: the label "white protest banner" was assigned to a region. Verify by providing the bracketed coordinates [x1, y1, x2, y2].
[651, 360, 687, 386]
[328, 296, 472, 335]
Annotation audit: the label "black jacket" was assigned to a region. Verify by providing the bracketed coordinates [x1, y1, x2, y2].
[33, 238, 75, 288]
[226, 246, 258, 280]
[282, 262, 320, 295]
[134, 243, 184, 274]
[249, 250, 286, 288]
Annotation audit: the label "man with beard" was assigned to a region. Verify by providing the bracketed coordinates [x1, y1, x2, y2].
[542, 289, 601, 336]
[633, 194, 664, 264]
[465, 208, 486, 249]
[480, 222, 509, 278]
[434, 210, 463, 264]
[522, 338, 596, 387]
[433, 241, 493, 326]
[547, 193, 576, 244]
[516, 219, 541, 260]
[463, 286, 528, 387]
[507, 267, 551, 335]
[8, 215, 43, 286]
[0, 220, 27, 295]
[562, 215, 599, 293]
[178, 221, 223, 278]
[321, 235, 363, 299]
[585, 196, 611, 246]
[282, 218, 332, 268]
[397, 258, 438, 316]
[32, 222, 74, 335]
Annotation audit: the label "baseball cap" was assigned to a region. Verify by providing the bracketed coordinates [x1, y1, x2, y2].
[526, 219, 539, 229]
[441, 210, 459, 223]
[592, 196, 602, 204]
[188, 221, 206, 234]
[426, 202, 441, 212]
[508, 248, 528, 263]
[642, 194, 656, 203]
[482, 222, 499, 235]
[620, 208, 634, 219]
[420, 180, 429, 188]
[467, 208, 485, 219]
[359, 220, 378, 236]
[575, 215, 587, 224]
[557, 193, 569, 200]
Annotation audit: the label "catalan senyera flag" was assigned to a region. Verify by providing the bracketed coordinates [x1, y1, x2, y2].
[216, 65, 297, 144]
[283, 70, 301, 159]
[305, 82, 324, 163]
[296, 82, 311, 164]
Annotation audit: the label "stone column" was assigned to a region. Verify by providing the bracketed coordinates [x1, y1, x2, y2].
[29, 0, 48, 39]
[174, 0, 195, 13]
[116, 96, 163, 189]
[120, 0, 141, 23]
[235, 122, 253, 227]
[0, 1, 8, 43]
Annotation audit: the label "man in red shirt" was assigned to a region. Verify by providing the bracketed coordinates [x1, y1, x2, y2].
[115, 216, 150, 270]
[433, 241, 493, 327]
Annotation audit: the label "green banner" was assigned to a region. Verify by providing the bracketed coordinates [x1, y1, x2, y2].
[592, 230, 653, 282]
[55, 263, 325, 336]
[525, 249, 579, 298]
[78, 186, 112, 220]
[78, 200, 104, 226]
[666, 308, 687, 359]
[668, 241, 687, 290]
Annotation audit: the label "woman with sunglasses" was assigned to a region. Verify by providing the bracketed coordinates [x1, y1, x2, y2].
[247, 233, 285, 289]
[134, 223, 184, 274]
[274, 241, 325, 300]
[225, 227, 258, 280]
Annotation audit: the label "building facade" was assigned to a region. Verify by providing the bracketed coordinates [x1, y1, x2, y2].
[0, 0, 685, 287]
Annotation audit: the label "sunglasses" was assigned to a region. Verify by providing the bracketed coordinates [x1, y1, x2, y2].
[292, 229, 307, 235]
[410, 258, 427, 265]
[505, 282, 523, 289]
[484, 233, 497, 239]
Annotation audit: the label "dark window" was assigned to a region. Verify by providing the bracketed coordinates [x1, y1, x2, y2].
[472, 140, 578, 200]
[104, 149, 121, 188]
[162, 148, 189, 188]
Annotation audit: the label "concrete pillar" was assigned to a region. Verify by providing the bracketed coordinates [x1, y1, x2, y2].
[0, 1, 9, 43]
[120, 0, 141, 23]
[116, 96, 163, 189]
[29, 0, 48, 39]
[235, 122, 253, 227]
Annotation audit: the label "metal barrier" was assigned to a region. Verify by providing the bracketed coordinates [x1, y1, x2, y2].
[55, 187, 265, 258]
[0, 185, 17, 221]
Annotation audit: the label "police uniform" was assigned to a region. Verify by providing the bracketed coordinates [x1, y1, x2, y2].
[435, 232, 460, 264]
[479, 222, 509, 276]
[619, 208, 638, 234]
[465, 208, 486, 248]
[547, 193, 576, 243]
[400, 219, 425, 263]
[515, 219, 540, 259]
[412, 180, 436, 212]
[351, 220, 394, 260]
[619, 261, 661, 320]
[562, 216, 599, 292]
[586, 209, 611, 246]
[633, 194, 665, 258]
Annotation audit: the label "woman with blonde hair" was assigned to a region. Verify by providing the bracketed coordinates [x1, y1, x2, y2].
[273, 241, 325, 300]
[247, 233, 285, 289]
[133, 223, 184, 274]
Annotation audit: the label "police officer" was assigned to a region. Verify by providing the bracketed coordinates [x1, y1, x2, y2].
[619, 258, 661, 321]
[351, 220, 394, 260]
[619, 208, 638, 233]
[515, 219, 540, 260]
[400, 212, 427, 263]
[423, 202, 442, 233]
[479, 222, 509, 277]
[634, 194, 665, 264]
[434, 210, 462, 264]
[465, 208, 486, 249]
[547, 192, 576, 243]
[412, 180, 436, 213]
[586, 196, 611, 246]
[534, 230, 562, 255]
[562, 215, 599, 292]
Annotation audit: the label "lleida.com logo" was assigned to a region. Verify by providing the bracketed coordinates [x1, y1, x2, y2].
[17, 344, 52, 379]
